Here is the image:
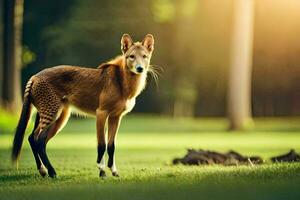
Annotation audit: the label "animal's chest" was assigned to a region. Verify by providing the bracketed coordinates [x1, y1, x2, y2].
[122, 98, 136, 114]
[112, 98, 136, 115]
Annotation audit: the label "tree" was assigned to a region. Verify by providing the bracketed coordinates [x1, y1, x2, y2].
[1, 0, 24, 112]
[227, 0, 254, 130]
[0, 0, 3, 106]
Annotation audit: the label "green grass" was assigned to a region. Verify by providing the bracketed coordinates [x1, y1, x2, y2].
[0, 109, 20, 133]
[0, 116, 300, 200]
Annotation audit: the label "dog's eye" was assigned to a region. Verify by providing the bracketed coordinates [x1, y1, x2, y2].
[129, 55, 135, 59]
[143, 55, 148, 59]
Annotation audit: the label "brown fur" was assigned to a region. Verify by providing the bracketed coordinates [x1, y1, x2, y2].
[30, 48, 149, 133]
[12, 33, 155, 177]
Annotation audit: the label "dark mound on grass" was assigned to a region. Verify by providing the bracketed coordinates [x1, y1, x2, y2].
[271, 149, 300, 163]
[173, 149, 300, 166]
[173, 149, 263, 166]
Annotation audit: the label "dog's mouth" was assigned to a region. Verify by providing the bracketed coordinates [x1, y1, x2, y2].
[130, 69, 146, 75]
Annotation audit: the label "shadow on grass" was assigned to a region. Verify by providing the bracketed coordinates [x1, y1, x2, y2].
[1, 164, 300, 200]
[0, 173, 33, 182]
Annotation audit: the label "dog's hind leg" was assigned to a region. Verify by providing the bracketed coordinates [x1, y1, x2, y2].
[45, 106, 70, 143]
[36, 106, 70, 178]
[28, 113, 47, 177]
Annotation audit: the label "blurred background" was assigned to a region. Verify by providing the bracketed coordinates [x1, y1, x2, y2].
[0, 0, 299, 132]
[1, 2, 300, 198]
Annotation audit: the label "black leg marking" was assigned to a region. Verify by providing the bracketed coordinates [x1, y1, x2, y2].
[28, 134, 41, 169]
[28, 113, 47, 177]
[36, 129, 57, 178]
[107, 142, 115, 168]
[97, 144, 106, 178]
[99, 170, 106, 178]
[28, 134, 47, 177]
[28, 114, 41, 169]
[108, 143, 119, 177]
[112, 171, 119, 177]
[97, 144, 106, 164]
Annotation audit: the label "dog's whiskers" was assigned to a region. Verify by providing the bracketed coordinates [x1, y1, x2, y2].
[148, 65, 163, 89]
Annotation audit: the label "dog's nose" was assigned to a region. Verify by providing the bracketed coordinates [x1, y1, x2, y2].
[136, 65, 144, 73]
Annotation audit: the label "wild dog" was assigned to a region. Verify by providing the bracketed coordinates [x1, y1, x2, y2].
[11, 34, 155, 178]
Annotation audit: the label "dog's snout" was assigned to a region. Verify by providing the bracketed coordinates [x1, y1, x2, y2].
[136, 65, 144, 73]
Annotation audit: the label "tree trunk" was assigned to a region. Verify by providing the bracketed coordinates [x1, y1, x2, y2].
[2, 0, 23, 112]
[0, 0, 3, 106]
[227, 0, 254, 130]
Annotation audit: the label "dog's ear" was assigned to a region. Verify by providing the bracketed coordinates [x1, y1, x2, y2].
[121, 34, 133, 54]
[142, 34, 154, 52]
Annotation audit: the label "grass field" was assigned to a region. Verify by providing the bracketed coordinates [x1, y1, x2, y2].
[0, 115, 300, 200]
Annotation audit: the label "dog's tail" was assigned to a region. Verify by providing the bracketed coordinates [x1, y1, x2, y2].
[11, 79, 34, 165]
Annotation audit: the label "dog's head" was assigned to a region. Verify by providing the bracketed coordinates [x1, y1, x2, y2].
[121, 34, 154, 74]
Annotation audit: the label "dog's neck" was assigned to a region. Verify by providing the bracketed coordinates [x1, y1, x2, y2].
[122, 68, 147, 99]
[107, 56, 147, 99]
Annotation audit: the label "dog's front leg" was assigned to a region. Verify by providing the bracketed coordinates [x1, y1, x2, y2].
[107, 115, 122, 177]
[96, 109, 108, 177]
